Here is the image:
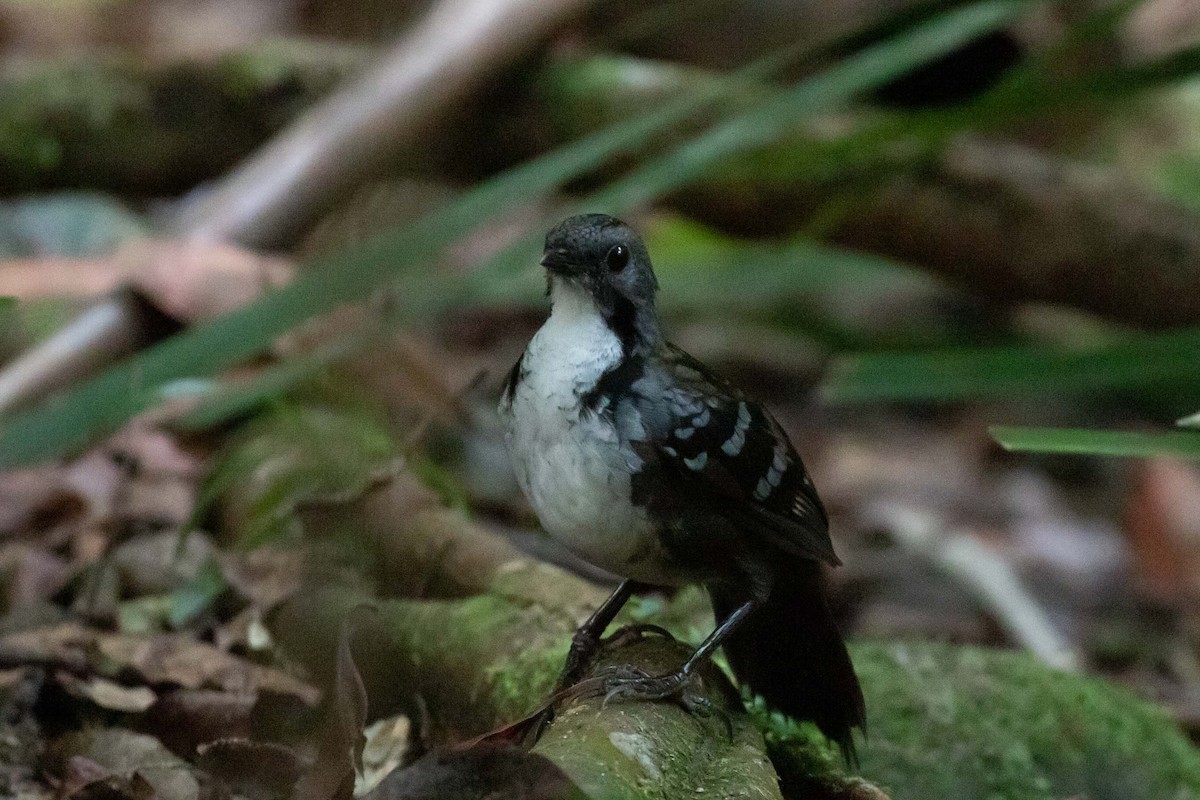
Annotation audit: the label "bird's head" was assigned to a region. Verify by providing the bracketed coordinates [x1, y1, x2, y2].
[541, 214, 661, 351]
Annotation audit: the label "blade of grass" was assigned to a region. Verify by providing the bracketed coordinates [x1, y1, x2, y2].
[470, 0, 1036, 280]
[991, 425, 1200, 459]
[822, 327, 1200, 403]
[594, 0, 1032, 210]
[1176, 411, 1200, 430]
[0, 0, 1034, 466]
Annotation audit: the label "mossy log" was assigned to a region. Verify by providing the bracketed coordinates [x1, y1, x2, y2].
[199, 400, 1200, 798]
[0, 40, 366, 195]
[273, 576, 1200, 800]
[272, 573, 787, 800]
[267, 473, 791, 798]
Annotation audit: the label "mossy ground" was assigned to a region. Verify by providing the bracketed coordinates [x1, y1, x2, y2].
[770, 640, 1200, 800]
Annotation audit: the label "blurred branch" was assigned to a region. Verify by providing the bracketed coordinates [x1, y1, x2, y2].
[837, 136, 1200, 330]
[866, 501, 1082, 671]
[171, 0, 590, 248]
[0, 288, 177, 418]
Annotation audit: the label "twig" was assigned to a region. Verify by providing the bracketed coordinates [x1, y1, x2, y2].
[171, 0, 590, 247]
[869, 501, 1082, 671]
[0, 289, 176, 418]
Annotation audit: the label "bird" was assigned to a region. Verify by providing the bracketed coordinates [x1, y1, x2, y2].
[498, 212, 865, 762]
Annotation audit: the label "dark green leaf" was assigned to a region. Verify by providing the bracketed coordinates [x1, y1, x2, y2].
[821, 328, 1200, 403]
[991, 426, 1200, 459]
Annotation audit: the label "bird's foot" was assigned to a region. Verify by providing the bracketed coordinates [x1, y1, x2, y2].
[588, 663, 735, 738]
[555, 624, 676, 693]
[587, 664, 701, 713]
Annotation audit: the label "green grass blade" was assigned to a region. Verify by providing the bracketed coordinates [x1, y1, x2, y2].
[822, 328, 1200, 403]
[594, 0, 1032, 210]
[473, 0, 1034, 281]
[991, 426, 1200, 459]
[1177, 411, 1200, 430]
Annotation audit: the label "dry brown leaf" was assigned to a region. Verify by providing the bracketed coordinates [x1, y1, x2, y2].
[138, 689, 257, 757]
[1124, 458, 1200, 602]
[112, 531, 214, 597]
[56, 672, 157, 713]
[0, 240, 293, 322]
[55, 729, 198, 800]
[293, 611, 370, 800]
[217, 545, 306, 611]
[122, 240, 294, 323]
[0, 468, 91, 540]
[195, 738, 302, 800]
[0, 623, 320, 705]
[0, 543, 75, 607]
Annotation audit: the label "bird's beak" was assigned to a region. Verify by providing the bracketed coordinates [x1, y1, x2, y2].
[540, 248, 573, 275]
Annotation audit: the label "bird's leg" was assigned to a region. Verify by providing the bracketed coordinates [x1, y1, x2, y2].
[594, 599, 757, 721]
[555, 579, 635, 692]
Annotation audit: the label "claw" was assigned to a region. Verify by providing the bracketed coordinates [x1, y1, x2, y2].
[591, 663, 696, 708]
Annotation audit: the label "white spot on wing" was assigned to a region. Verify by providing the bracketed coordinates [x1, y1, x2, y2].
[722, 403, 752, 456]
[754, 477, 772, 500]
[684, 452, 708, 471]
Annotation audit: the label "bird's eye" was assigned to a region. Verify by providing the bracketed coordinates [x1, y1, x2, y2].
[606, 244, 629, 272]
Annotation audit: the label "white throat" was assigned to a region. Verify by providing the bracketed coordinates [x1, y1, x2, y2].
[522, 279, 623, 402]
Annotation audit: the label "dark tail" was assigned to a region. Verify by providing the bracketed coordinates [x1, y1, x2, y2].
[709, 559, 865, 764]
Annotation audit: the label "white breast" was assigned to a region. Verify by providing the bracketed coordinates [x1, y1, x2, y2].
[501, 283, 672, 583]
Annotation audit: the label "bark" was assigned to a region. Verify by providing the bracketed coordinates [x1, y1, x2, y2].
[171, 0, 592, 247]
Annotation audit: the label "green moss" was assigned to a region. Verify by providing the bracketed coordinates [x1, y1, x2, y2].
[770, 641, 1200, 800]
[200, 402, 400, 549]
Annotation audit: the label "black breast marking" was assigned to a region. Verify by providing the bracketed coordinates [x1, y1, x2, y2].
[501, 352, 525, 404]
[581, 354, 645, 413]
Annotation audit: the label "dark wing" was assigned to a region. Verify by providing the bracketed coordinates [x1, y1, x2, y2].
[594, 344, 837, 566]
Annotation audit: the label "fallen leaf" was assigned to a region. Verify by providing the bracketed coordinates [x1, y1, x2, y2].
[217, 544, 306, 611]
[56, 672, 157, 713]
[1124, 458, 1200, 602]
[0, 623, 320, 705]
[112, 531, 215, 598]
[0, 240, 293, 324]
[195, 738, 302, 800]
[122, 239, 294, 324]
[137, 689, 256, 757]
[293, 610, 370, 800]
[0, 543, 75, 606]
[358, 716, 410, 797]
[54, 729, 198, 800]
